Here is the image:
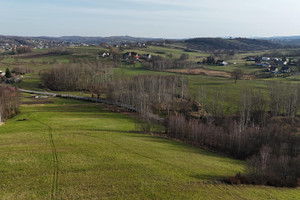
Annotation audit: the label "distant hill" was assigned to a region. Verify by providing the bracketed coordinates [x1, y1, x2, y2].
[260, 36, 300, 46]
[35, 36, 164, 44]
[0, 35, 164, 45]
[0, 35, 165, 51]
[182, 37, 291, 51]
[2, 35, 300, 52]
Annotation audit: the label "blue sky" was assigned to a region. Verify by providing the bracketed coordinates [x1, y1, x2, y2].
[1, 0, 300, 38]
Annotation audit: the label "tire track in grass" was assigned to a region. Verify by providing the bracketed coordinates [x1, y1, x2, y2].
[34, 119, 58, 200]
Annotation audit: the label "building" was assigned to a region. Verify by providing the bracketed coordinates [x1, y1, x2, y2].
[261, 57, 271, 61]
[269, 67, 279, 73]
[216, 60, 228, 66]
[280, 66, 291, 73]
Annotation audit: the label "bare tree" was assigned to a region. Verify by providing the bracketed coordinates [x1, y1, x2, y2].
[41, 61, 113, 92]
[0, 85, 20, 121]
[231, 69, 244, 83]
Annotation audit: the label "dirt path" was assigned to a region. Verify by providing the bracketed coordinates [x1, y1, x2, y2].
[35, 119, 58, 200]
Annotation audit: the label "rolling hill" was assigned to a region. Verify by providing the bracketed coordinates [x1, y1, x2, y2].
[182, 37, 291, 51]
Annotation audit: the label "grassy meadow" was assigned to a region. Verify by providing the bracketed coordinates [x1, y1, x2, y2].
[0, 95, 299, 199]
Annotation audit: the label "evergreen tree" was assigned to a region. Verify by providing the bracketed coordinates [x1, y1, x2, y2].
[5, 68, 12, 78]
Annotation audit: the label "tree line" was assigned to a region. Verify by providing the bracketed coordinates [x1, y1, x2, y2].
[164, 84, 300, 187]
[142, 55, 193, 71]
[41, 61, 113, 97]
[12, 46, 32, 55]
[0, 85, 20, 121]
[108, 75, 188, 115]
[41, 61, 190, 117]
[167, 114, 299, 187]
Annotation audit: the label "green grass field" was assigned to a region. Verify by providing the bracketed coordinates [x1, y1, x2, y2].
[0, 96, 299, 199]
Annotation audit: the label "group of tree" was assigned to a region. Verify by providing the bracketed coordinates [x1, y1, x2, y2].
[4, 68, 11, 78]
[167, 113, 299, 187]
[142, 55, 193, 71]
[109, 46, 122, 65]
[164, 84, 300, 187]
[12, 45, 32, 55]
[184, 38, 285, 51]
[41, 61, 113, 97]
[231, 69, 244, 84]
[201, 56, 216, 65]
[179, 53, 189, 61]
[0, 85, 20, 121]
[12, 66, 35, 75]
[0, 69, 12, 83]
[108, 75, 189, 116]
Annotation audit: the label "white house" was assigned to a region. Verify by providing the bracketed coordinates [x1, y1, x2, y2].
[262, 57, 270, 61]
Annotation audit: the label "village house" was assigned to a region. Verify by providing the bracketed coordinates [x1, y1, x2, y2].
[268, 66, 279, 73]
[101, 52, 110, 58]
[277, 60, 288, 66]
[280, 66, 291, 73]
[140, 54, 151, 60]
[271, 57, 280, 62]
[245, 56, 256, 61]
[255, 60, 263, 66]
[261, 57, 270, 61]
[145, 54, 151, 60]
[262, 62, 271, 67]
[123, 52, 140, 60]
[216, 60, 228, 66]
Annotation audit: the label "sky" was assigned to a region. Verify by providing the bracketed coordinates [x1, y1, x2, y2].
[1, 0, 300, 38]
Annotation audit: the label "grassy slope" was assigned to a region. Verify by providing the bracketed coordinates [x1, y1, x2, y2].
[0, 96, 299, 199]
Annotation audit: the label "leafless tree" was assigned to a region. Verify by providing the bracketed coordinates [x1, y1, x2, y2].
[231, 69, 244, 83]
[41, 61, 113, 93]
[0, 85, 20, 121]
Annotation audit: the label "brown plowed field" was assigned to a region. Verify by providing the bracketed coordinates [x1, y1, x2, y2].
[166, 68, 254, 79]
[167, 68, 231, 78]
